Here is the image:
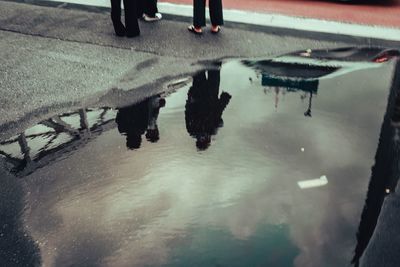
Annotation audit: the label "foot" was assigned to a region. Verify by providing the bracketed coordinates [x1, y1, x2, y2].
[188, 25, 202, 35]
[143, 13, 162, 22]
[126, 29, 140, 38]
[112, 20, 126, 37]
[211, 25, 221, 34]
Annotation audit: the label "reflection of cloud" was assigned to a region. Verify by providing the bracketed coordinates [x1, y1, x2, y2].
[19, 61, 394, 267]
[53, 230, 117, 267]
[23, 109, 372, 267]
[162, 224, 299, 267]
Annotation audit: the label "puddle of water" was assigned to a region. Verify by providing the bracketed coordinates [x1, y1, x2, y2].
[0, 54, 399, 267]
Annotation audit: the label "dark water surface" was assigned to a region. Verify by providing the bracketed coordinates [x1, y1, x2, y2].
[0, 59, 398, 267]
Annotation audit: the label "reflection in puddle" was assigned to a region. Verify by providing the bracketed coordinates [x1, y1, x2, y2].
[0, 108, 117, 177]
[116, 95, 165, 149]
[0, 48, 399, 267]
[352, 61, 400, 267]
[164, 224, 299, 267]
[0, 169, 41, 267]
[185, 67, 232, 150]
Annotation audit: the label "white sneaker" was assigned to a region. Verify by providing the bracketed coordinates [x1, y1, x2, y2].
[143, 13, 162, 22]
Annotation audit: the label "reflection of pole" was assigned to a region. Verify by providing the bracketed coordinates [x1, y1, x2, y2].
[274, 87, 280, 111]
[18, 133, 31, 164]
[304, 92, 313, 117]
[79, 109, 89, 131]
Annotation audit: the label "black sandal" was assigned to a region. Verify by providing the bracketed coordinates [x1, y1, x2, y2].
[211, 25, 221, 34]
[188, 25, 203, 35]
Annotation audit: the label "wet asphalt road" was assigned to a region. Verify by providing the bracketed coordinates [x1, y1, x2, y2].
[0, 58, 397, 267]
[0, 0, 357, 140]
[1, 1, 400, 267]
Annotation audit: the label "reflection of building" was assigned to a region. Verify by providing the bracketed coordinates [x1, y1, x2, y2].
[352, 61, 400, 267]
[244, 60, 328, 117]
[243, 47, 400, 118]
[0, 95, 167, 176]
[0, 108, 117, 177]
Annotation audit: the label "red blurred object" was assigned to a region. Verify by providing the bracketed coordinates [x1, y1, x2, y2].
[160, 0, 400, 28]
[373, 50, 400, 63]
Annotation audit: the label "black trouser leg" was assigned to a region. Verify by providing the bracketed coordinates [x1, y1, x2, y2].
[209, 0, 223, 26]
[137, 0, 144, 18]
[110, 0, 126, 36]
[143, 0, 158, 17]
[123, 0, 140, 37]
[207, 69, 221, 96]
[193, 0, 206, 27]
[111, 0, 121, 22]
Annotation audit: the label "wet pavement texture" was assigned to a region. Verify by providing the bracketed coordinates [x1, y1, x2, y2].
[0, 0, 357, 134]
[0, 49, 400, 267]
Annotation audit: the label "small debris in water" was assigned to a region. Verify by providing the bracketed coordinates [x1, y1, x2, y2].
[298, 175, 328, 189]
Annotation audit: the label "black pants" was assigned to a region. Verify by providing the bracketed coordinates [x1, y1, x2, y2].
[193, 0, 223, 28]
[111, 0, 140, 35]
[138, 0, 159, 17]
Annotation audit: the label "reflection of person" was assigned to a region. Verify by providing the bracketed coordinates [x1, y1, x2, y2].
[116, 95, 165, 149]
[110, 0, 140, 37]
[185, 68, 231, 150]
[146, 96, 166, 143]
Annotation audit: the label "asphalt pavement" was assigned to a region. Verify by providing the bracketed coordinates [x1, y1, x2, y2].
[0, 0, 352, 139]
[1, 1, 400, 266]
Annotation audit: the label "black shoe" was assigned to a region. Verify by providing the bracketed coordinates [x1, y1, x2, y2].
[112, 20, 126, 37]
[188, 25, 202, 35]
[211, 25, 221, 34]
[126, 29, 140, 38]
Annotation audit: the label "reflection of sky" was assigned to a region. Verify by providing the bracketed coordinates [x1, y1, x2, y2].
[19, 60, 395, 267]
[27, 132, 74, 159]
[163, 224, 299, 267]
[0, 124, 56, 159]
[60, 113, 81, 130]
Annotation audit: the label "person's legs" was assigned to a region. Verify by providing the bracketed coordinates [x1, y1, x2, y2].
[111, 0, 121, 21]
[144, 0, 158, 17]
[209, 0, 223, 31]
[193, 0, 206, 28]
[123, 0, 140, 37]
[110, 0, 125, 36]
[136, 0, 144, 19]
[141, 0, 162, 21]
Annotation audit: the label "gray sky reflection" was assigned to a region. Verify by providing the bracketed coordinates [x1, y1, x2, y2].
[20, 60, 395, 267]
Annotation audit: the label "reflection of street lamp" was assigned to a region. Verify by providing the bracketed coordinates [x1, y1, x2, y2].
[274, 86, 280, 111]
[261, 73, 318, 116]
[304, 92, 313, 117]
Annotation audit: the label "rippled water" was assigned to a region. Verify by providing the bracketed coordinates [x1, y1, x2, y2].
[0, 58, 398, 267]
